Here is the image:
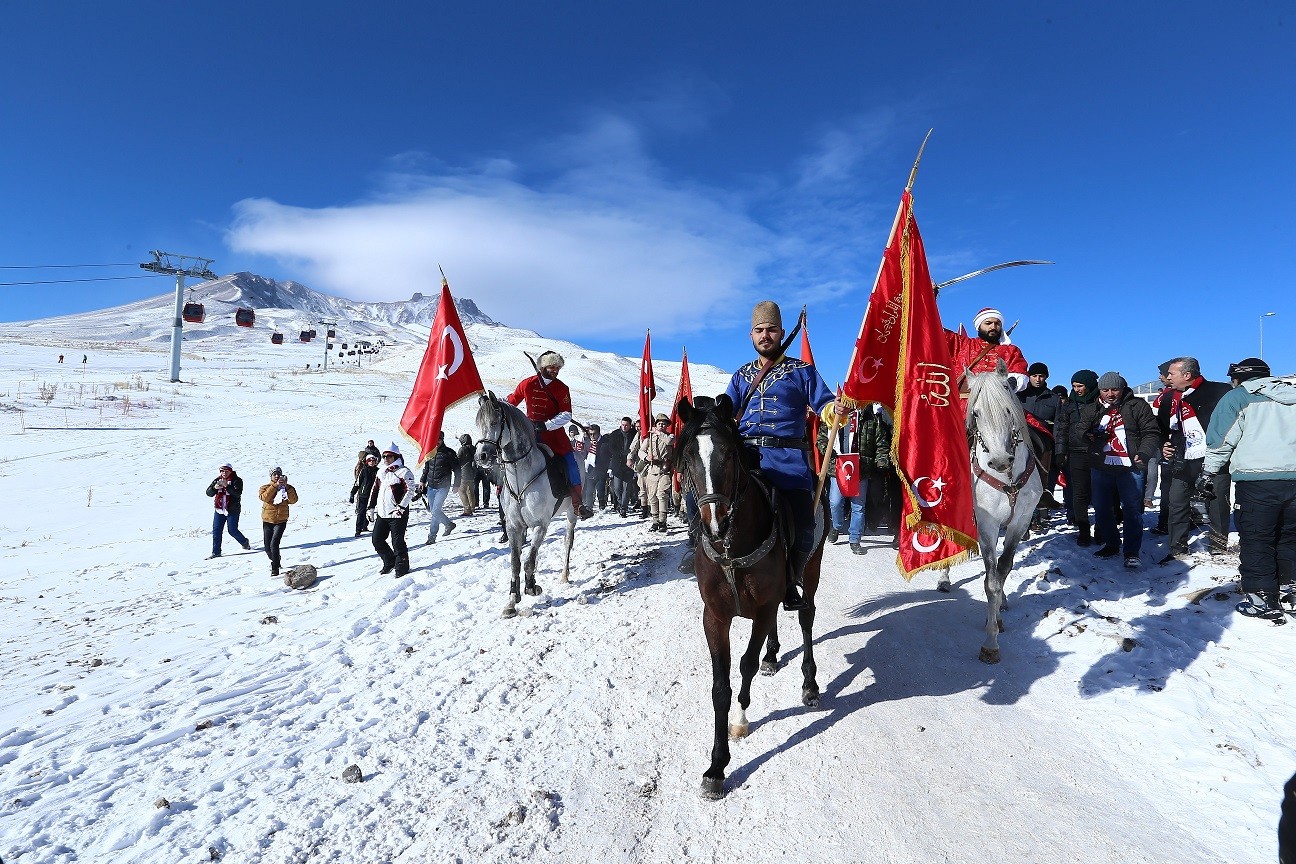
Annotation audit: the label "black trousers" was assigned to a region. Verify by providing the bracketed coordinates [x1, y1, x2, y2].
[1167, 458, 1233, 552]
[354, 497, 370, 535]
[372, 514, 410, 570]
[1066, 451, 1093, 527]
[1235, 479, 1296, 595]
[262, 521, 287, 568]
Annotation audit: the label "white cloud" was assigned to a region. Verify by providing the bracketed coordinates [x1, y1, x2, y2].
[226, 106, 911, 340]
[228, 115, 777, 338]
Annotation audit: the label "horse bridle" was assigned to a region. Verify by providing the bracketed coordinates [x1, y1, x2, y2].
[478, 406, 547, 501]
[684, 424, 780, 616]
[970, 410, 1035, 517]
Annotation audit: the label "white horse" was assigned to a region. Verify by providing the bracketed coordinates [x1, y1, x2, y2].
[937, 360, 1043, 663]
[474, 392, 577, 618]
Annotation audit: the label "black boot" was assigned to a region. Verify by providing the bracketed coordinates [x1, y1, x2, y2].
[1076, 522, 1092, 547]
[783, 549, 809, 612]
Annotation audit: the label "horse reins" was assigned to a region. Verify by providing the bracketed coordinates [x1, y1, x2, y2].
[479, 407, 548, 502]
[686, 425, 781, 617]
[970, 417, 1036, 521]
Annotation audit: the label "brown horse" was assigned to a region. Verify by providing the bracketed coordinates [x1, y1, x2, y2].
[674, 394, 826, 800]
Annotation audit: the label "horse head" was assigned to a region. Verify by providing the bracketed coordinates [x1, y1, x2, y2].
[966, 360, 1028, 475]
[475, 390, 506, 466]
[674, 393, 746, 540]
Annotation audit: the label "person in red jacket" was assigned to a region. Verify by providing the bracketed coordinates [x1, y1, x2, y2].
[506, 350, 594, 519]
[946, 307, 1029, 394]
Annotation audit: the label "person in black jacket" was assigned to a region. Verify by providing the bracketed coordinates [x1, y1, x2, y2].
[1087, 372, 1160, 567]
[1156, 356, 1234, 562]
[418, 432, 459, 544]
[602, 416, 638, 517]
[1054, 370, 1101, 546]
[205, 463, 252, 558]
[1020, 362, 1063, 514]
[456, 434, 479, 516]
[353, 453, 379, 537]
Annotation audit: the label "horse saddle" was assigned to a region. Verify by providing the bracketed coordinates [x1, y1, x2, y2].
[535, 443, 569, 500]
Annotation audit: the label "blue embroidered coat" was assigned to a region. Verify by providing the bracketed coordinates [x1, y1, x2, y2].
[724, 355, 834, 490]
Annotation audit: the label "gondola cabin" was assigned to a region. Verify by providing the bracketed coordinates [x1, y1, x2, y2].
[182, 302, 205, 323]
[308, 329, 317, 339]
[299, 330, 312, 343]
[326, 328, 336, 338]
[341, 342, 348, 350]
[271, 332, 284, 345]
[234, 308, 255, 328]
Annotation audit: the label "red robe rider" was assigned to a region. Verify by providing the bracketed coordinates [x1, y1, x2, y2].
[506, 350, 594, 519]
[946, 306, 1029, 395]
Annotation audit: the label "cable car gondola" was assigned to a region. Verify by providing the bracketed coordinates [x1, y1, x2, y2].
[326, 328, 336, 338]
[182, 302, 205, 324]
[235, 308, 255, 328]
[299, 330, 312, 343]
[341, 342, 348, 350]
[271, 332, 284, 345]
[308, 329, 317, 339]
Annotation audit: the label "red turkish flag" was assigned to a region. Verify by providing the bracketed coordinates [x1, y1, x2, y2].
[842, 193, 912, 411]
[885, 191, 978, 577]
[638, 330, 655, 433]
[834, 453, 860, 498]
[669, 347, 693, 437]
[399, 279, 485, 463]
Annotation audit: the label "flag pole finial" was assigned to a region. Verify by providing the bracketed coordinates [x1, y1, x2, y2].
[905, 129, 934, 192]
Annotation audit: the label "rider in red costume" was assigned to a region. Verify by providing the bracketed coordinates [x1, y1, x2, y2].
[506, 350, 594, 519]
[946, 307, 1029, 394]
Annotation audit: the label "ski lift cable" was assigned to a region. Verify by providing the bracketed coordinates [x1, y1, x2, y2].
[0, 274, 171, 287]
[0, 262, 141, 269]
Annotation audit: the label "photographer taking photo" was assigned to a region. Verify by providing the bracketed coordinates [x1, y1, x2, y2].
[205, 463, 252, 559]
[258, 467, 298, 578]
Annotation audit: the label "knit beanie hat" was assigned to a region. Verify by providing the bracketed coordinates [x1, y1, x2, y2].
[1227, 357, 1271, 383]
[1027, 362, 1049, 377]
[1097, 371, 1127, 390]
[1071, 369, 1099, 391]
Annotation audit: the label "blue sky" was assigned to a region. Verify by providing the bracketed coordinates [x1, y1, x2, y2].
[2, 1, 1293, 390]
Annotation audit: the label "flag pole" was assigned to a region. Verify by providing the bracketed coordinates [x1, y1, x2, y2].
[825, 131, 932, 503]
[841, 131, 932, 411]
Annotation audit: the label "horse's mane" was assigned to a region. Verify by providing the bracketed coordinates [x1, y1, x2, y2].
[965, 368, 1028, 441]
[477, 394, 534, 443]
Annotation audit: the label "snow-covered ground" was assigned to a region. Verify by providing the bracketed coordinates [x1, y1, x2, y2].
[0, 323, 1290, 863]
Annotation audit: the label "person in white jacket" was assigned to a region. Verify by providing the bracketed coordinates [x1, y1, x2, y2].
[369, 442, 417, 577]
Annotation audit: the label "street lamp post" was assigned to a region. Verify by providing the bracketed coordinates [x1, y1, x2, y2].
[1260, 311, 1277, 360]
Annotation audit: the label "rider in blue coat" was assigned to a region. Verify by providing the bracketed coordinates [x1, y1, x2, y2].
[724, 300, 839, 610]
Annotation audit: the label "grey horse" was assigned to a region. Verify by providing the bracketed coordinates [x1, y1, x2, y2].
[474, 392, 577, 618]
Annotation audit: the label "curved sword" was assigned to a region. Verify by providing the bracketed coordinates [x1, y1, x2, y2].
[935, 260, 1054, 292]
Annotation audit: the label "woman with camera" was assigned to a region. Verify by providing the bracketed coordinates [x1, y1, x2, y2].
[258, 467, 299, 578]
[205, 463, 251, 559]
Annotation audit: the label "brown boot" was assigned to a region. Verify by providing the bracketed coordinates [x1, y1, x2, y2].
[571, 485, 593, 519]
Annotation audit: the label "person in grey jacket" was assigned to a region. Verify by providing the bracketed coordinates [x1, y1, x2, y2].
[1086, 372, 1159, 567]
[1203, 358, 1296, 623]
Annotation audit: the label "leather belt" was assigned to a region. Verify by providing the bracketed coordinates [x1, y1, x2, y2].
[743, 436, 809, 450]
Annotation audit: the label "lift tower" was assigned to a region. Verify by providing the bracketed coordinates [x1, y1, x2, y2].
[141, 251, 219, 382]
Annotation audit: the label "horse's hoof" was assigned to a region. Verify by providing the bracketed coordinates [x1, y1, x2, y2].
[501, 605, 517, 619]
[700, 777, 726, 800]
[937, 582, 952, 594]
[560, 573, 569, 584]
[759, 660, 777, 676]
[728, 722, 749, 740]
[524, 583, 543, 597]
[979, 647, 1001, 664]
[803, 690, 821, 708]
